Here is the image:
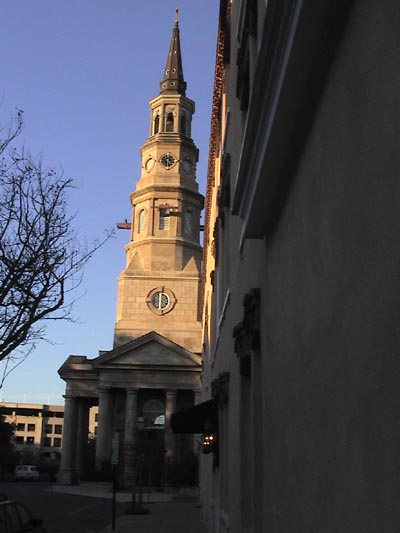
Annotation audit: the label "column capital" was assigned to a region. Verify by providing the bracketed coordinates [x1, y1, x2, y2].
[98, 386, 111, 395]
[63, 394, 77, 402]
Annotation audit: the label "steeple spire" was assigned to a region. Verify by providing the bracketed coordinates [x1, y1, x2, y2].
[160, 9, 187, 96]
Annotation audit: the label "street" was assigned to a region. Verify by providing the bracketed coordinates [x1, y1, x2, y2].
[0, 481, 123, 533]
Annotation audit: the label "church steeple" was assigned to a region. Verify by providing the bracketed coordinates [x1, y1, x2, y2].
[160, 9, 186, 96]
[113, 11, 203, 353]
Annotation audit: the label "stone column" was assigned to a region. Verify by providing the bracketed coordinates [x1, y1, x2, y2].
[95, 388, 113, 472]
[165, 389, 177, 461]
[75, 400, 90, 479]
[57, 395, 78, 485]
[123, 389, 138, 487]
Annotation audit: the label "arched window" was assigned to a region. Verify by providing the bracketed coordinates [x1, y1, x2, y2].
[142, 399, 165, 427]
[139, 209, 146, 233]
[166, 112, 174, 132]
[159, 208, 170, 230]
[154, 114, 160, 134]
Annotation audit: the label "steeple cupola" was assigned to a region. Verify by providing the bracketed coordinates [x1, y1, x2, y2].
[160, 9, 186, 96]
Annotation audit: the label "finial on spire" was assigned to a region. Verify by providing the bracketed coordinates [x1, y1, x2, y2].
[175, 7, 179, 23]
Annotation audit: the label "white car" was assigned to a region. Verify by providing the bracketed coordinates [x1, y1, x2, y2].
[14, 465, 40, 481]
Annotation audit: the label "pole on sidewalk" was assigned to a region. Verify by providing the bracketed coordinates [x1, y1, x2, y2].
[112, 464, 116, 531]
[111, 432, 120, 531]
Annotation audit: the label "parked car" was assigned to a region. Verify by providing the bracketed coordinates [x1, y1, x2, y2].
[14, 466, 39, 481]
[0, 498, 46, 532]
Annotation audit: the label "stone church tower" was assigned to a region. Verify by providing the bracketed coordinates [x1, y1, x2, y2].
[58, 13, 204, 487]
[114, 12, 203, 353]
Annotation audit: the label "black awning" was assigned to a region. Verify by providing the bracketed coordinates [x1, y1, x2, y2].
[170, 398, 218, 434]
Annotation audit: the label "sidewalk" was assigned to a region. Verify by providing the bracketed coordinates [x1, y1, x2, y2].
[51, 483, 206, 533]
[100, 499, 205, 533]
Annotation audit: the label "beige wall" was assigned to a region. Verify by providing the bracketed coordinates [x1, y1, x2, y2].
[201, 0, 400, 532]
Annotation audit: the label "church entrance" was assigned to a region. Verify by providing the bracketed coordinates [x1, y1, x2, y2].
[139, 429, 165, 487]
[137, 392, 166, 487]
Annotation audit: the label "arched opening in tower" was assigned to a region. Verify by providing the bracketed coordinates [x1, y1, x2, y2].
[166, 112, 174, 132]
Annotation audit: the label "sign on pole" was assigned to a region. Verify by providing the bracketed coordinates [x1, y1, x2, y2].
[111, 432, 119, 465]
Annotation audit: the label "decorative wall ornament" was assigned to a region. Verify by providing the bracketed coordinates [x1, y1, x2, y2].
[211, 371, 230, 406]
[233, 288, 260, 376]
[146, 286, 177, 315]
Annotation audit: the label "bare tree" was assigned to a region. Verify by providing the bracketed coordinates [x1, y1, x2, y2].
[0, 111, 112, 385]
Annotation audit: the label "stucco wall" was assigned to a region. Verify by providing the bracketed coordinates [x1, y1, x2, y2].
[261, 1, 400, 530]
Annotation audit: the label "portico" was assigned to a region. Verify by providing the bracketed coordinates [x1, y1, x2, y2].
[58, 332, 201, 486]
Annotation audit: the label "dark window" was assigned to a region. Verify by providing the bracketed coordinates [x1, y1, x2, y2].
[159, 208, 170, 230]
[13, 408, 39, 416]
[53, 438, 62, 448]
[54, 424, 62, 434]
[151, 292, 170, 310]
[142, 398, 165, 427]
[237, 52, 250, 111]
[26, 436, 34, 445]
[94, 426, 98, 435]
[44, 424, 52, 434]
[95, 413, 98, 422]
[44, 437, 51, 447]
[46, 411, 63, 418]
[166, 112, 174, 132]
[27, 424, 35, 432]
[154, 114, 160, 134]
[15, 436, 24, 444]
[16, 423, 25, 431]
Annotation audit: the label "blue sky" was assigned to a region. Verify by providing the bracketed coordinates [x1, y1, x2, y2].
[0, 1, 219, 404]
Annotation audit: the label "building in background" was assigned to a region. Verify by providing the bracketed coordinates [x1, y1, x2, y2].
[197, 0, 400, 532]
[0, 402, 99, 470]
[0, 402, 64, 467]
[58, 13, 204, 487]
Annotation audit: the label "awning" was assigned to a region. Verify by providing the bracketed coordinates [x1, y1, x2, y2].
[170, 398, 218, 434]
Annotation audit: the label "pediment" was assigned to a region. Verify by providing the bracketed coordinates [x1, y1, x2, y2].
[58, 355, 97, 380]
[93, 331, 201, 369]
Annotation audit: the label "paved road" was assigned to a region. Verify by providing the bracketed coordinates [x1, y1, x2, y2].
[0, 481, 124, 533]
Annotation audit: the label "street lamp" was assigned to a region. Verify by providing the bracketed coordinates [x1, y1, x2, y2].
[137, 415, 145, 431]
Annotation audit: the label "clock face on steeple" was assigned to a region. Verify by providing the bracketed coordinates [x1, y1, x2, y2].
[160, 152, 176, 169]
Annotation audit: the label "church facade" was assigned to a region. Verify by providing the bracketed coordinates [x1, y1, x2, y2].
[57, 14, 204, 487]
